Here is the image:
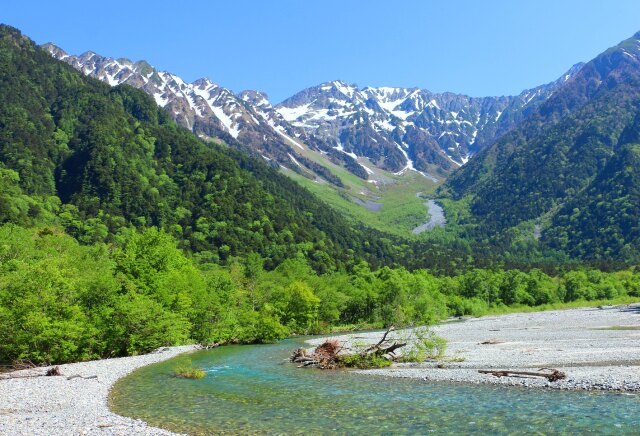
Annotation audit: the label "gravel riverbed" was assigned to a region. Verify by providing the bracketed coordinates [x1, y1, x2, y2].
[1, 305, 638, 435]
[308, 303, 640, 392]
[0, 345, 198, 435]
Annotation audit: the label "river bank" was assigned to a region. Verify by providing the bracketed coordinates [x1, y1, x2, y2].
[0, 345, 197, 435]
[2, 305, 639, 435]
[308, 303, 640, 391]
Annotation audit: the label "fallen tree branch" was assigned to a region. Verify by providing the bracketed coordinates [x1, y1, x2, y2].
[0, 366, 62, 380]
[46, 366, 62, 376]
[66, 375, 98, 380]
[291, 327, 410, 369]
[363, 326, 395, 354]
[478, 369, 566, 382]
[381, 342, 407, 356]
[0, 373, 47, 380]
[479, 339, 504, 345]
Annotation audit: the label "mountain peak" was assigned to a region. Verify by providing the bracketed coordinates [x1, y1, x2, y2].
[238, 90, 271, 108]
[116, 57, 133, 66]
[605, 32, 640, 59]
[42, 42, 68, 59]
[43, 35, 608, 180]
[193, 77, 215, 88]
[322, 80, 357, 98]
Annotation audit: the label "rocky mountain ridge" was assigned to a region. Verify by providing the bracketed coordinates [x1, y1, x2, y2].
[276, 69, 582, 174]
[44, 43, 582, 183]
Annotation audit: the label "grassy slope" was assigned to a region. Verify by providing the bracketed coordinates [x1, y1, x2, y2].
[282, 141, 441, 237]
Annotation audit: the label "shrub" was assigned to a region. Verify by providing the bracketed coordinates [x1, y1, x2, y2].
[173, 366, 206, 379]
[339, 353, 392, 369]
[399, 327, 447, 362]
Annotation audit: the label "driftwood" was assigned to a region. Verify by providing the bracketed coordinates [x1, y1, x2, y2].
[201, 342, 220, 350]
[291, 340, 341, 369]
[0, 366, 97, 381]
[66, 374, 98, 380]
[363, 326, 395, 354]
[360, 326, 407, 357]
[291, 326, 407, 369]
[0, 373, 47, 380]
[12, 359, 37, 371]
[478, 369, 566, 382]
[46, 366, 62, 376]
[382, 342, 407, 355]
[0, 368, 62, 380]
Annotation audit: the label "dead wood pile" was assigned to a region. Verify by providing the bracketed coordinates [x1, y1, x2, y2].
[291, 326, 407, 369]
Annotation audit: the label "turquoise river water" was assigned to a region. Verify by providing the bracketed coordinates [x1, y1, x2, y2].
[110, 337, 640, 434]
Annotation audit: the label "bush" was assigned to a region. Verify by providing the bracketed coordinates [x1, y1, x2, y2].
[173, 366, 206, 379]
[339, 353, 392, 369]
[400, 327, 447, 362]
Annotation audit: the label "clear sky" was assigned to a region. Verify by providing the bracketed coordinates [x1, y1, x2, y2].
[3, 0, 640, 103]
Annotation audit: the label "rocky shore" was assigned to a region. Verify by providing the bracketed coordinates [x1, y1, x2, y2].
[0, 345, 198, 435]
[1, 304, 638, 435]
[308, 303, 640, 392]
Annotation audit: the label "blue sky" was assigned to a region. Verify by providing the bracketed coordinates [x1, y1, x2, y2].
[4, 1, 640, 103]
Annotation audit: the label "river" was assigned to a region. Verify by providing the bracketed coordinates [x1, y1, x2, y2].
[110, 337, 640, 434]
[412, 194, 446, 234]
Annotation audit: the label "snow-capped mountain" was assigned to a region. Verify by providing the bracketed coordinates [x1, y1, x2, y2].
[42, 43, 331, 181]
[44, 42, 583, 183]
[276, 66, 583, 174]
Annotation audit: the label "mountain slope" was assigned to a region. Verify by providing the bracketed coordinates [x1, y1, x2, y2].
[44, 43, 581, 183]
[275, 69, 581, 173]
[543, 142, 640, 259]
[42, 43, 356, 186]
[439, 31, 640, 261]
[1, 25, 429, 271]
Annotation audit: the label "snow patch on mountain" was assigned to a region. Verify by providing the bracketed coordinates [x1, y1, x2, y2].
[44, 42, 584, 181]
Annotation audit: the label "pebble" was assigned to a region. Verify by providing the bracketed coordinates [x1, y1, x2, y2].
[0, 345, 198, 435]
[308, 303, 640, 392]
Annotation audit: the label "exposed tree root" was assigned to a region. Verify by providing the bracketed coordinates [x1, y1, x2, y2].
[291, 326, 407, 369]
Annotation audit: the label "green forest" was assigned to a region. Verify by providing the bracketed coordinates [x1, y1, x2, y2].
[2, 224, 638, 364]
[0, 25, 639, 366]
[439, 34, 640, 263]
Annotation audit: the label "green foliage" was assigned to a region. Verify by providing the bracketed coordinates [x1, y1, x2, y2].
[0, 25, 433, 274]
[544, 143, 640, 261]
[173, 366, 206, 379]
[1, 223, 638, 365]
[339, 353, 393, 369]
[438, 36, 640, 265]
[0, 25, 639, 367]
[399, 327, 447, 362]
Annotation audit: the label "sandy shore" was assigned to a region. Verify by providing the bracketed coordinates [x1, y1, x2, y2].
[0, 345, 198, 435]
[308, 303, 640, 391]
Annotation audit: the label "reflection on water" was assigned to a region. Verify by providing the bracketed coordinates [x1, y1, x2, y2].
[110, 337, 640, 435]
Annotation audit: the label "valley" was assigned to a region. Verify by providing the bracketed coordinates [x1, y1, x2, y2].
[1, 10, 640, 435]
[43, 43, 584, 238]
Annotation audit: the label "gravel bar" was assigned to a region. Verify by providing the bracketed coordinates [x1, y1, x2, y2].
[0, 345, 198, 435]
[308, 303, 640, 392]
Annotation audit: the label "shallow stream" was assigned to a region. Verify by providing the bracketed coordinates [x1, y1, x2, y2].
[412, 197, 446, 234]
[110, 337, 640, 434]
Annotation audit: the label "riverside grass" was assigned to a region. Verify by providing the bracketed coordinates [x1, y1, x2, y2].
[173, 366, 206, 379]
